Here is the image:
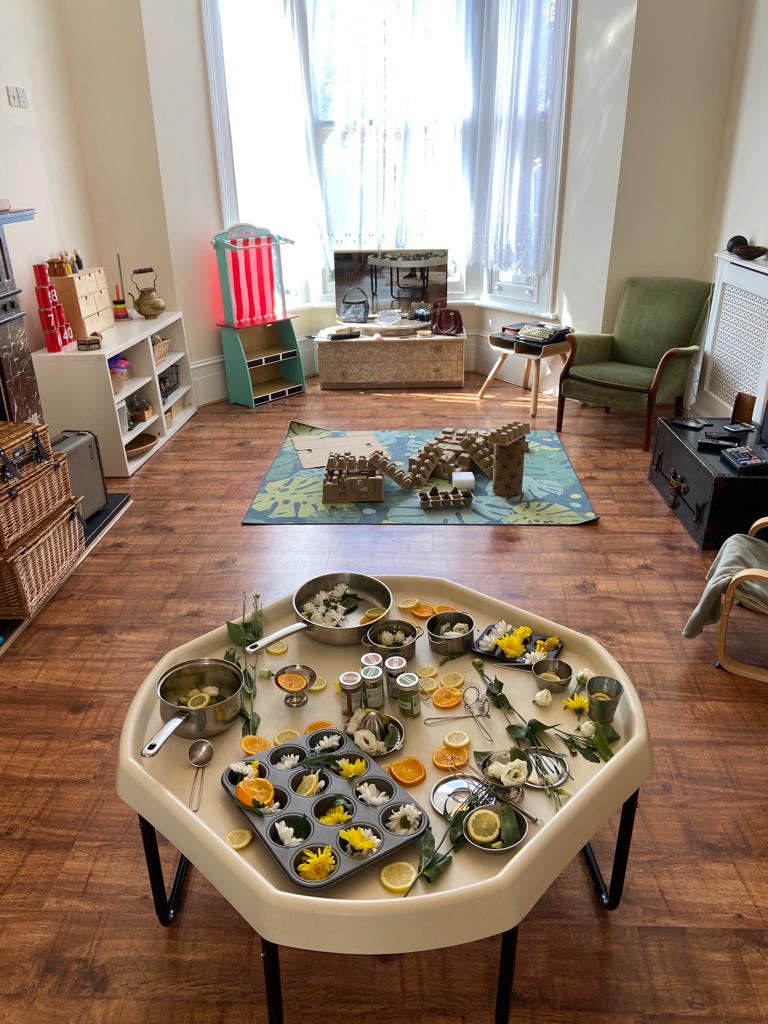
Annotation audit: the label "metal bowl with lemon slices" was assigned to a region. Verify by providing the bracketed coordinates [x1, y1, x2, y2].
[463, 802, 528, 854]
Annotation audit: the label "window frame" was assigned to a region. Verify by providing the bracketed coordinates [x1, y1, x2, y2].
[202, 0, 572, 318]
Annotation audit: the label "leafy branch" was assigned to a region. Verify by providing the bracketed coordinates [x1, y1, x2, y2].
[224, 592, 263, 737]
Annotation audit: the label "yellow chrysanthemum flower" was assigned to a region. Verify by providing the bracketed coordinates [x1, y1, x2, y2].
[496, 632, 526, 659]
[318, 804, 352, 825]
[513, 625, 533, 643]
[535, 635, 560, 653]
[339, 827, 378, 852]
[563, 692, 590, 717]
[336, 757, 367, 778]
[297, 846, 336, 881]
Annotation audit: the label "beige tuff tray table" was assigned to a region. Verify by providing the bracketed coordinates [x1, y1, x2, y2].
[117, 575, 652, 1024]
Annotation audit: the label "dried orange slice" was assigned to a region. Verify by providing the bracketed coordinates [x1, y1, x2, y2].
[276, 672, 308, 692]
[304, 720, 336, 733]
[411, 603, 436, 619]
[240, 735, 271, 754]
[235, 776, 275, 808]
[434, 604, 457, 613]
[389, 757, 426, 787]
[431, 686, 462, 709]
[432, 745, 469, 770]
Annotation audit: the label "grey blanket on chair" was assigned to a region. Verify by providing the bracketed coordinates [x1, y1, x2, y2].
[683, 533, 768, 638]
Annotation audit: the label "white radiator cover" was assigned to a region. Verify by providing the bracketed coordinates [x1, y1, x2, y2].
[693, 252, 768, 419]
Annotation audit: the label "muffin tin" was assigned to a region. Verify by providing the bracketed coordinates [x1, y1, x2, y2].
[220, 729, 429, 890]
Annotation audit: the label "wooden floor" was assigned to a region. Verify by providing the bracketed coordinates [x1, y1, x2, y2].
[2, 374, 767, 1024]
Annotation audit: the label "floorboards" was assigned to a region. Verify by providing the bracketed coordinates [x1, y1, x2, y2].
[1, 374, 767, 1024]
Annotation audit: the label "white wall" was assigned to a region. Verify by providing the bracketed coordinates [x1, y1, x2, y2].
[0, 0, 98, 350]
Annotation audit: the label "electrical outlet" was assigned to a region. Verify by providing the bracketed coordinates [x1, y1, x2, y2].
[5, 85, 18, 108]
[16, 87, 27, 108]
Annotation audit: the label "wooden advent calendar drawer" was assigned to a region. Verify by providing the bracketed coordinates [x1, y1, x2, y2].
[54, 268, 113, 338]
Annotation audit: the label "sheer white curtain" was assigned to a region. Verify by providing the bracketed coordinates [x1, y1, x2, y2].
[217, 0, 570, 302]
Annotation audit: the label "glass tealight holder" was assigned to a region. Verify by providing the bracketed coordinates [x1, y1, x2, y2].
[586, 676, 623, 724]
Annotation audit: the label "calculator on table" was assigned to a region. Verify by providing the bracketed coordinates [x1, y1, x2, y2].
[720, 445, 768, 474]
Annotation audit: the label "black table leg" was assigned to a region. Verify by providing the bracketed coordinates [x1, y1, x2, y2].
[261, 938, 285, 1024]
[138, 815, 191, 926]
[494, 926, 519, 1024]
[581, 789, 639, 910]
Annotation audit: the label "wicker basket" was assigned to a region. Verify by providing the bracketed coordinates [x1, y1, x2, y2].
[0, 422, 53, 492]
[0, 500, 84, 618]
[151, 336, 171, 363]
[0, 454, 72, 551]
[111, 368, 131, 395]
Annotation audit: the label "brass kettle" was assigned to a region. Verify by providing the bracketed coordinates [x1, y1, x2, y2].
[129, 267, 166, 319]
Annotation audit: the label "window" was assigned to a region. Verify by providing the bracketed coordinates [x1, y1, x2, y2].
[205, 0, 571, 313]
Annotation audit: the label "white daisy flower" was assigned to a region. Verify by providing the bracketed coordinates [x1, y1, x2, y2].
[523, 650, 547, 665]
[275, 753, 301, 769]
[379, 630, 395, 647]
[313, 734, 341, 751]
[228, 761, 251, 775]
[386, 804, 422, 835]
[356, 781, 390, 806]
[274, 820, 302, 847]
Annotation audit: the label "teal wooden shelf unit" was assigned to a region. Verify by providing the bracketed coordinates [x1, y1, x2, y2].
[213, 223, 305, 408]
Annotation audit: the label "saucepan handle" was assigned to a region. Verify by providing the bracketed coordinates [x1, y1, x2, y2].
[245, 620, 309, 656]
[141, 712, 189, 758]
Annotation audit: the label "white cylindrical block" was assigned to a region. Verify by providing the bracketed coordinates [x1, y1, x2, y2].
[452, 471, 475, 490]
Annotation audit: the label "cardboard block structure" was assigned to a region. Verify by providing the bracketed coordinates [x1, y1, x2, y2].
[409, 428, 473, 481]
[418, 486, 474, 511]
[487, 421, 529, 498]
[322, 452, 384, 503]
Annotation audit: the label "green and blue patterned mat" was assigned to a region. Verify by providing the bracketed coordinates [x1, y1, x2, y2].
[243, 421, 598, 526]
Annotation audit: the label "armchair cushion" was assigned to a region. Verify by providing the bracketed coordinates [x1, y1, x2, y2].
[612, 276, 712, 367]
[568, 361, 655, 393]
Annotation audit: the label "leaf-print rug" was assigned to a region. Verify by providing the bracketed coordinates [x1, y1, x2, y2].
[243, 422, 598, 526]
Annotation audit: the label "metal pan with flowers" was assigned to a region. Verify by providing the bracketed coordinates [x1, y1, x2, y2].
[472, 619, 563, 667]
[221, 728, 429, 889]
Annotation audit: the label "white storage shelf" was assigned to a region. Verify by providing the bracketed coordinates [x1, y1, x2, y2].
[32, 311, 197, 477]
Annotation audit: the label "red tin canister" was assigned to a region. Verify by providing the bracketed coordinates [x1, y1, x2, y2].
[54, 302, 66, 326]
[44, 328, 63, 353]
[34, 285, 56, 308]
[63, 323, 74, 343]
[32, 263, 50, 286]
[38, 307, 57, 332]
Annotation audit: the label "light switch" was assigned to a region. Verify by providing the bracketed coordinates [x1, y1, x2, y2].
[16, 87, 27, 108]
[5, 85, 18, 108]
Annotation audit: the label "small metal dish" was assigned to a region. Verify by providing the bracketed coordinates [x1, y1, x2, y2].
[426, 611, 475, 656]
[346, 711, 405, 758]
[532, 658, 572, 693]
[463, 802, 528, 854]
[430, 775, 486, 819]
[480, 750, 532, 789]
[524, 746, 569, 789]
[274, 663, 316, 707]
[363, 619, 422, 661]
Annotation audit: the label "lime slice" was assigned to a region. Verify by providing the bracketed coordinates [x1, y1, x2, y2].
[441, 671, 465, 689]
[274, 729, 300, 745]
[296, 771, 321, 797]
[416, 664, 438, 679]
[379, 861, 417, 894]
[444, 729, 470, 751]
[225, 828, 253, 850]
[187, 692, 211, 709]
[266, 640, 288, 656]
[466, 808, 501, 845]
[397, 597, 420, 611]
[309, 675, 327, 692]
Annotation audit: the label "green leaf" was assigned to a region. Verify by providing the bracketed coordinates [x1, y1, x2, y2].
[240, 709, 261, 736]
[473, 749, 492, 768]
[449, 808, 469, 844]
[383, 724, 400, 751]
[421, 851, 453, 883]
[505, 723, 527, 740]
[498, 804, 521, 846]
[292, 817, 311, 841]
[601, 723, 621, 744]
[528, 718, 555, 736]
[419, 828, 436, 872]
[591, 722, 614, 762]
[226, 621, 247, 648]
[223, 647, 240, 665]
[507, 747, 531, 767]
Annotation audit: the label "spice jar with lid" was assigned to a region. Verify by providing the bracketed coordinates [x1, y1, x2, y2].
[339, 671, 363, 717]
[361, 665, 385, 710]
[396, 672, 421, 719]
[384, 655, 407, 699]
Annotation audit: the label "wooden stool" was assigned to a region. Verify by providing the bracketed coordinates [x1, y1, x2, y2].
[478, 334, 569, 417]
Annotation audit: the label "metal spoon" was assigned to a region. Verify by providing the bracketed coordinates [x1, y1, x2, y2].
[188, 739, 214, 812]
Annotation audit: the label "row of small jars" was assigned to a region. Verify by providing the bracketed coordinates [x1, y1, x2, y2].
[339, 652, 421, 719]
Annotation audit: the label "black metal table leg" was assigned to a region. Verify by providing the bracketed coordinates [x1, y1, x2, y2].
[138, 815, 191, 926]
[581, 789, 639, 910]
[261, 938, 285, 1024]
[494, 926, 519, 1024]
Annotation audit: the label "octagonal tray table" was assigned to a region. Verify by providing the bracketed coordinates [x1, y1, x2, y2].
[117, 575, 652, 1024]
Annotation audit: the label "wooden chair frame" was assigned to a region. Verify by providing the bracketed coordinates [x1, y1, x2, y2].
[716, 517, 768, 683]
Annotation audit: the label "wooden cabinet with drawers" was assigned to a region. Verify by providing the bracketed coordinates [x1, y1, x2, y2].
[53, 267, 114, 338]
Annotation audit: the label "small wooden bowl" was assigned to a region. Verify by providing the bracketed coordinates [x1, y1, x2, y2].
[730, 245, 767, 261]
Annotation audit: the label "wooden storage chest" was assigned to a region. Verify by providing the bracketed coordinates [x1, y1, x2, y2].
[649, 418, 768, 549]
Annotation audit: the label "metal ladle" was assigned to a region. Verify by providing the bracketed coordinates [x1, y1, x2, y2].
[188, 739, 214, 812]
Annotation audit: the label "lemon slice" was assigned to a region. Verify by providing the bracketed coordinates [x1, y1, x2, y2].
[397, 597, 420, 611]
[379, 861, 417, 894]
[187, 692, 211, 709]
[309, 675, 327, 692]
[361, 606, 387, 622]
[466, 808, 501, 845]
[274, 729, 300, 745]
[444, 729, 470, 751]
[266, 640, 288, 656]
[225, 828, 253, 850]
[419, 676, 439, 694]
[296, 771, 321, 797]
[441, 671, 465, 689]
[416, 664, 438, 679]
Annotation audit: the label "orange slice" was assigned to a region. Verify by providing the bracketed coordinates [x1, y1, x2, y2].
[304, 720, 337, 733]
[432, 745, 469, 770]
[411, 603, 436, 619]
[389, 756, 426, 787]
[240, 735, 271, 754]
[434, 604, 457, 613]
[235, 776, 275, 808]
[276, 672, 308, 692]
[431, 686, 462, 709]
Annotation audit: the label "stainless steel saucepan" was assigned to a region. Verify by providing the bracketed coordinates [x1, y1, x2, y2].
[141, 658, 244, 758]
[245, 572, 393, 654]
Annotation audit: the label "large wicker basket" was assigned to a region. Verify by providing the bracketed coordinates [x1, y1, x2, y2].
[0, 500, 85, 618]
[0, 422, 53, 491]
[0, 454, 72, 551]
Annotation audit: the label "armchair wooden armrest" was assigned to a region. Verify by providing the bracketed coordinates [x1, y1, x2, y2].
[648, 345, 700, 401]
[717, 567, 768, 683]
[748, 517, 768, 538]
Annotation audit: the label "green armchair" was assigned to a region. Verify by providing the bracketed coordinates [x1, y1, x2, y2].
[556, 277, 712, 450]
